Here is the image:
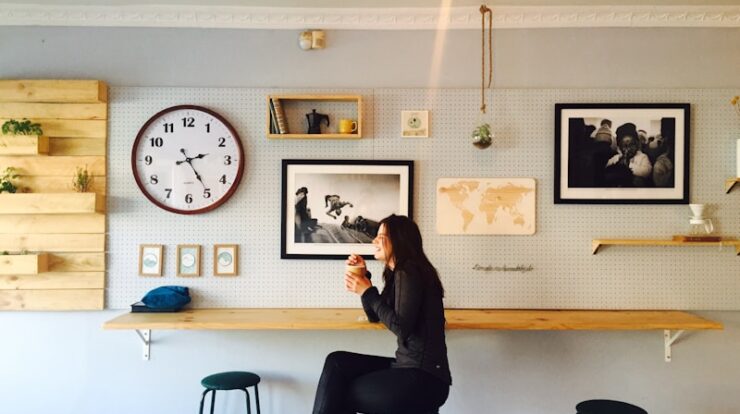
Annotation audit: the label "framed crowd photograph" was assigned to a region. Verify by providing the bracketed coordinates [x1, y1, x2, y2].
[281, 159, 413, 259]
[176, 244, 201, 277]
[139, 244, 163, 276]
[214, 244, 239, 276]
[555, 103, 690, 204]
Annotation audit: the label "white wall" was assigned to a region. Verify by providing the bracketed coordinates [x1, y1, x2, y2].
[1, 26, 740, 414]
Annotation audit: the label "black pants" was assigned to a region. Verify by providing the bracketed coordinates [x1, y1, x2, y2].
[313, 351, 449, 414]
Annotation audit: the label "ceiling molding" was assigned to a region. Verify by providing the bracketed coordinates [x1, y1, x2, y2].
[1, 4, 740, 30]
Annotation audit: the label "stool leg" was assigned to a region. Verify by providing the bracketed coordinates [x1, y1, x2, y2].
[210, 390, 216, 414]
[242, 389, 252, 414]
[199, 389, 210, 414]
[254, 384, 261, 414]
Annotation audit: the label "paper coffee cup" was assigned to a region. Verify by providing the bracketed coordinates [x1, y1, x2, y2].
[346, 264, 365, 277]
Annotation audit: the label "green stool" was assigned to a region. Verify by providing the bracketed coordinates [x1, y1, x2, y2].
[199, 371, 261, 414]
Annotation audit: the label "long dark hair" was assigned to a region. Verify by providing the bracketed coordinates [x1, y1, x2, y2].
[379, 214, 444, 296]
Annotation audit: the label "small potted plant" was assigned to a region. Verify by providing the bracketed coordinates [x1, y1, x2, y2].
[72, 165, 93, 192]
[1, 119, 43, 135]
[0, 167, 19, 193]
[471, 123, 493, 149]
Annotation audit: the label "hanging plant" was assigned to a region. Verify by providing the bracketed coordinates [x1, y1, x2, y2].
[472, 123, 492, 149]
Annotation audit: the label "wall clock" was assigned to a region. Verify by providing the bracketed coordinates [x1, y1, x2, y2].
[132, 105, 245, 214]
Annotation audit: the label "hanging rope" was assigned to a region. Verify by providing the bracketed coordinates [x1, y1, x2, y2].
[480, 5, 493, 114]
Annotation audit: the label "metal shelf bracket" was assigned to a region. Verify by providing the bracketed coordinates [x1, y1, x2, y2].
[135, 329, 151, 360]
[664, 329, 684, 362]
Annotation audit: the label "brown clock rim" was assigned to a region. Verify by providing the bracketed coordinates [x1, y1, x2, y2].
[131, 104, 245, 215]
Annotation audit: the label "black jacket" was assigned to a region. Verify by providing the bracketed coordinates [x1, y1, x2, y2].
[361, 261, 452, 385]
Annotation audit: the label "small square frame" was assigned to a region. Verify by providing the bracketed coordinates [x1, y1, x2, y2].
[139, 244, 163, 276]
[401, 110, 429, 138]
[177, 244, 201, 277]
[214, 244, 239, 276]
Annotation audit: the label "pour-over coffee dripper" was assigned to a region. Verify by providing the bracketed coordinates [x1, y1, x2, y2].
[688, 204, 714, 235]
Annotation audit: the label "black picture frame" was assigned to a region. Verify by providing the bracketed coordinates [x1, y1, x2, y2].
[554, 103, 690, 204]
[281, 159, 414, 260]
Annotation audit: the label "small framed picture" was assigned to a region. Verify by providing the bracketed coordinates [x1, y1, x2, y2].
[401, 110, 429, 137]
[214, 244, 239, 276]
[139, 244, 163, 276]
[177, 245, 201, 277]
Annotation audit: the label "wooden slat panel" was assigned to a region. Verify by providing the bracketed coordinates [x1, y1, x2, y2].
[15, 177, 106, 195]
[0, 253, 48, 275]
[49, 138, 106, 156]
[0, 119, 106, 138]
[0, 102, 107, 120]
[0, 234, 105, 252]
[48, 253, 105, 272]
[0, 135, 49, 155]
[103, 309, 724, 331]
[0, 289, 104, 310]
[0, 156, 105, 176]
[0, 193, 103, 214]
[0, 272, 104, 290]
[0, 214, 105, 234]
[0, 80, 107, 103]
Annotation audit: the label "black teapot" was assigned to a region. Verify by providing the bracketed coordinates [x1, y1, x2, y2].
[306, 109, 330, 134]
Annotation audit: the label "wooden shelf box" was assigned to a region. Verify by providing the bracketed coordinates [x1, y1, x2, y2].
[266, 94, 363, 139]
[0, 253, 49, 275]
[0, 135, 49, 155]
[0, 193, 104, 214]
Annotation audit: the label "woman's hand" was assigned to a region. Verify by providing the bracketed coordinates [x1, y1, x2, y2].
[345, 271, 372, 296]
[345, 253, 366, 268]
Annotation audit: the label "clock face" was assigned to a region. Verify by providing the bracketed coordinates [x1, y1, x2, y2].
[407, 115, 421, 129]
[132, 105, 245, 214]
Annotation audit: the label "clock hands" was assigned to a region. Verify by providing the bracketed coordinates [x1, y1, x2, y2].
[176, 148, 209, 188]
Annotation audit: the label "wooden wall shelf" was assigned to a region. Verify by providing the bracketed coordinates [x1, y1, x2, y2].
[725, 178, 740, 193]
[104, 308, 721, 362]
[266, 94, 362, 139]
[0, 79, 107, 311]
[0, 193, 103, 214]
[0, 135, 49, 155]
[592, 238, 740, 255]
[0, 253, 49, 275]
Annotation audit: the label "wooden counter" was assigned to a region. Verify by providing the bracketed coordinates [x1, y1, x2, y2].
[103, 308, 722, 331]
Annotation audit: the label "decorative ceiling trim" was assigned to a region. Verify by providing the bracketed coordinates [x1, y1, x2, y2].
[1, 4, 740, 30]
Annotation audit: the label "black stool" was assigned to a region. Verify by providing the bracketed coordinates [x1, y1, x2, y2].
[199, 371, 261, 414]
[577, 399, 647, 414]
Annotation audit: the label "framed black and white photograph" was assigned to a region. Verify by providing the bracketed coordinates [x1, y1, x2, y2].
[281, 159, 413, 259]
[555, 103, 690, 204]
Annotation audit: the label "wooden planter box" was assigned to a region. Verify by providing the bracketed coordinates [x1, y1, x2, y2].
[0, 135, 49, 155]
[0, 193, 104, 214]
[0, 253, 49, 275]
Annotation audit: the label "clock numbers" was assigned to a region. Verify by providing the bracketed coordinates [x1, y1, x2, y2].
[133, 105, 244, 214]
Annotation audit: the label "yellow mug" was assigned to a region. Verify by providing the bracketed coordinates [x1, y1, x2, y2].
[338, 119, 358, 134]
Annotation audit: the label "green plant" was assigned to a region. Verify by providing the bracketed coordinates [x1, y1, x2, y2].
[0, 167, 19, 193]
[72, 165, 93, 192]
[2, 119, 43, 135]
[471, 123, 492, 149]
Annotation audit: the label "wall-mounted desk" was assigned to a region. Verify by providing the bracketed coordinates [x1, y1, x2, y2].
[103, 308, 722, 362]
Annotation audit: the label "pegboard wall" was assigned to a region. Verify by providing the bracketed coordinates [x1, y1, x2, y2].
[107, 87, 740, 310]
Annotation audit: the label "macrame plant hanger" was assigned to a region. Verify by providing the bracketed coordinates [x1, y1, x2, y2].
[480, 5, 493, 114]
